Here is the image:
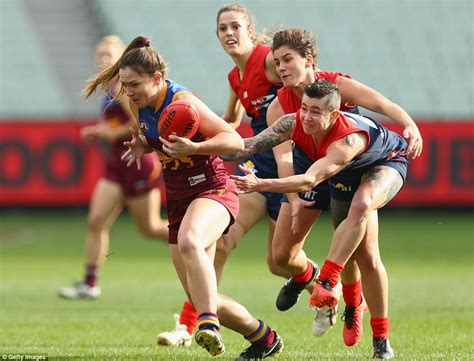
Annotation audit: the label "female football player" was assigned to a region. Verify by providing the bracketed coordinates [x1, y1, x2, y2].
[266, 28, 421, 353]
[83, 35, 283, 360]
[156, 4, 291, 347]
[59, 35, 167, 300]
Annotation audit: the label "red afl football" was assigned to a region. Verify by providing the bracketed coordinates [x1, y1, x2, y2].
[158, 100, 200, 141]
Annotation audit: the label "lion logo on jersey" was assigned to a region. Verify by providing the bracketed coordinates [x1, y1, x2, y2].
[158, 151, 194, 170]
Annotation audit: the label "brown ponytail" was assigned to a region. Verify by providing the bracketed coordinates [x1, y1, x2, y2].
[83, 35, 168, 99]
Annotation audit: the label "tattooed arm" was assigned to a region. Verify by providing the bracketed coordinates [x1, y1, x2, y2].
[232, 133, 366, 193]
[222, 113, 296, 161]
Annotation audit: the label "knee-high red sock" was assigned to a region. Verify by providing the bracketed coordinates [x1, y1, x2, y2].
[318, 259, 344, 288]
[180, 300, 198, 335]
[342, 280, 362, 307]
[370, 317, 389, 339]
[292, 260, 314, 284]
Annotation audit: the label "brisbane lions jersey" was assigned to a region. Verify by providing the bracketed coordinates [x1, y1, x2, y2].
[134, 79, 229, 199]
[101, 94, 130, 153]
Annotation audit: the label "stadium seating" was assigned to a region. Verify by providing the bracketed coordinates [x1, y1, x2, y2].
[0, 0, 68, 117]
[91, 0, 474, 119]
[0, 0, 472, 118]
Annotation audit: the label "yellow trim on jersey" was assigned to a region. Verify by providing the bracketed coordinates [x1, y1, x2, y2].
[172, 90, 193, 102]
[154, 81, 168, 112]
[129, 99, 140, 127]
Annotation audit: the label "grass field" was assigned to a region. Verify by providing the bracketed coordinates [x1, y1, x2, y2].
[1, 209, 473, 360]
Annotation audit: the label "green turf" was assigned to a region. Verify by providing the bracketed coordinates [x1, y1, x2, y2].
[1, 210, 473, 360]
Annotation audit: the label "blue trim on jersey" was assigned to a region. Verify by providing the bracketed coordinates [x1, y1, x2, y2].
[329, 112, 409, 201]
[101, 93, 118, 111]
[245, 83, 280, 178]
[340, 112, 408, 173]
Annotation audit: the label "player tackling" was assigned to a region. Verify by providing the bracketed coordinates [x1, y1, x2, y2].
[231, 78, 409, 359]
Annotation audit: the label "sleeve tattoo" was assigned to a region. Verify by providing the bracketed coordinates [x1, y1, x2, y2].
[222, 113, 296, 161]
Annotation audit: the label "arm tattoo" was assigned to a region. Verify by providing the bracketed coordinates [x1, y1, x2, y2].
[367, 167, 382, 182]
[273, 114, 297, 134]
[222, 114, 295, 161]
[345, 134, 355, 147]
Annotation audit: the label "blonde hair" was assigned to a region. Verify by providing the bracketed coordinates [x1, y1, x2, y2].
[98, 35, 125, 52]
[216, 4, 274, 45]
[84, 35, 168, 99]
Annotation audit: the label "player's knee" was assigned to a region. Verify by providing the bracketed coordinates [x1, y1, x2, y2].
[348, 198, 372, 221]
[177, 236, 200, 257]
[266, 256, 282, 276]
[87, 213, 107, 233]
[273, 249, 291, 268]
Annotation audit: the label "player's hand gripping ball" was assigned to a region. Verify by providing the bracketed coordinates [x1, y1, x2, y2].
[158, 100, 200, 141]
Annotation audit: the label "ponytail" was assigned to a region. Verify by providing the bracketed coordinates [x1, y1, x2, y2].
[83, 35, 163, 99]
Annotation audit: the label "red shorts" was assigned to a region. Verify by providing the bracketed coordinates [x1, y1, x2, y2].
[166, 180, 239, 244]
[105, 151, 161, 197]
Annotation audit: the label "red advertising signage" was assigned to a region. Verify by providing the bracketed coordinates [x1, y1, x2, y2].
[383, 121, 473, 206]
[0, 121, 105, 205]
[0, 120, 473, 206]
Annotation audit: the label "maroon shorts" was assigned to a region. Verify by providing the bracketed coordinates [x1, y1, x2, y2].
[166, 180, 239, 244]
[104, 152, 161, 197]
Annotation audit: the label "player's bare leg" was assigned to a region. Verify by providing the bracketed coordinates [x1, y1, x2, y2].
[170, 200, 284, 358]
[214, 192, 266, 282]
[169, 198, 226, 356]
[128, 188, 168, 241]
[324, 167, 403, 267]
[354, 211, 391, 356]
[272, 203, 321, 311]
[312, 167, 403, 355]
[160, 191, 289, 346]
[330, 200, 366, 344]
[58, 179, 124, 299]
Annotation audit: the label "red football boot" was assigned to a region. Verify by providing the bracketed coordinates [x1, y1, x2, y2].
[310, 279, 339, 309]
[342, 297, 368, 346]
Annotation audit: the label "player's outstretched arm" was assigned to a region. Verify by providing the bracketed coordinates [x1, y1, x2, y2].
[337, 76, 422, 159]
[222, 113, 296, 161]
[232, 133, 366, 193]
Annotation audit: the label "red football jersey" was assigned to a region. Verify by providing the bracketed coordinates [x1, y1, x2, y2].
[291, 110, 367, 161]
[277, 71, 356, 114]
[228, 44, 281, 133]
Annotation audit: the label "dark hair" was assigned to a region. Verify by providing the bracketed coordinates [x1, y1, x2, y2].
[304, 79, 341, 112]
[84, 35, 168, 98]
[272, 28, 318, 69]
